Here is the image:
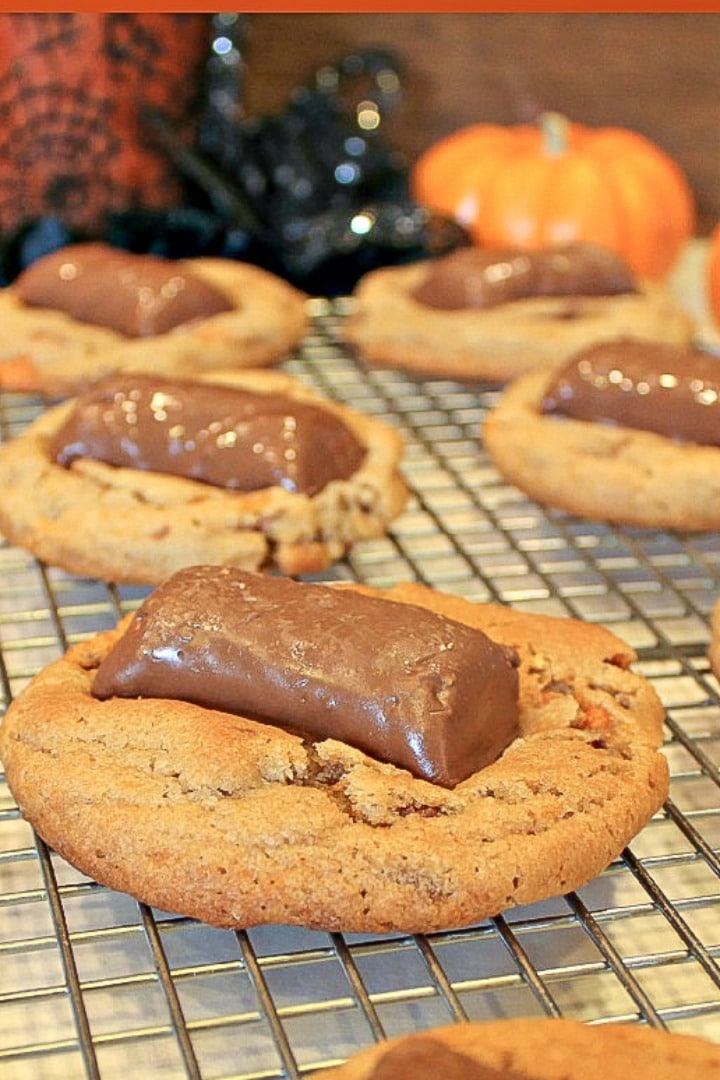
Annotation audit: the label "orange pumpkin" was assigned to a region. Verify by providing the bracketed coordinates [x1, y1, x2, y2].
[411, 113, 695, 280]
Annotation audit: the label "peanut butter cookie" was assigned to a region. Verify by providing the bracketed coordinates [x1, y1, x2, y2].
[345, 246, 693, 382]
[0, 576, 668, 934]
[483, 340, 720, 531]
[0, 245, 308, 396]
[708, 597, 720, 679]
[320, 1017, 720, 1078]
[0, 369, 408, 581]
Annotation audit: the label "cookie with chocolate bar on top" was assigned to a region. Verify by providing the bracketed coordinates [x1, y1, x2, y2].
[319, 1017, 720, 1079]
[484, 338, 720, 531]
[0, 368, 408, 581]
[0, 243, 308, 397]
[0, 568, 668, 934]
[344, 243, 694, 382]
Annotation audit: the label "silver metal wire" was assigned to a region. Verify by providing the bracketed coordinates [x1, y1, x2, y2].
[1, 298, 720, 1078]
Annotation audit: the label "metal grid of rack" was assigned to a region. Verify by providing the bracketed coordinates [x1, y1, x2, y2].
[2, 282, 720, 1078]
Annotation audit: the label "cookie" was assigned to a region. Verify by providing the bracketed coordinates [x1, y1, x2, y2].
[483, 340, 720, 531]
[344, 246, 693, 382]
[0, 368, 408, 582]
[708, 597, 720, 679]
[0, 576, 668, 934]
[319, 1017, 720, 1078]
[0, 245, 308, 397]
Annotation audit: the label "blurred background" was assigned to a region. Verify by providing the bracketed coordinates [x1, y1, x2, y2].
[1, 12, 717, 293]
[244, 13, 720, 234]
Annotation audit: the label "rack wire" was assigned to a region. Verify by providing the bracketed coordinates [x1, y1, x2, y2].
[2, 278, 720, 1079]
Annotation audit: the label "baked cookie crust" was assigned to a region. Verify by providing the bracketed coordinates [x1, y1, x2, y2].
[708, 597, 720, 679]
[320, 1017, 720, 1079]
[0, 258, 308, 397]
[0, 369, 408, 582]
[344, 260, 694, 382]
[483, 368, 720, 531]
[0, 581, 668, 934]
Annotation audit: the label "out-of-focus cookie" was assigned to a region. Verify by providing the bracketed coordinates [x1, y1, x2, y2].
[0, 368, 408, 582]
[708, 598, 720, 679]
[344, 243, 694, 382]
[483, 338, 720, 531]
[318, 1017, 720, 1078]
[0, 243, 308, 396]
[0, 572, 668, 934]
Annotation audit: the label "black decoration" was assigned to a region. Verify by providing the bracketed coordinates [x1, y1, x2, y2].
[0, 26, 467, 295]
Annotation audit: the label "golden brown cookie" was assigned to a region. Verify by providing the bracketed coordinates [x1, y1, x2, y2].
[0, 579, 668, 933]
[483, 366, 720, 532]
[319, 1017, 720, 1078]
[0, 369, 408, 582]
[708, 598, 720, 679]
[0, 256, 308, 397]
[344, 259, 693, 382]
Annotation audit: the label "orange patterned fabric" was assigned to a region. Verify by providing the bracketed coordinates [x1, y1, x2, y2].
[0, 13, 209, 233]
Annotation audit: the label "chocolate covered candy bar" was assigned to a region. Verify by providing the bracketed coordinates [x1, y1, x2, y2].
[92, 566, 520, 787]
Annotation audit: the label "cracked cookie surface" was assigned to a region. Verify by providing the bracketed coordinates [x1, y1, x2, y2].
[483, 367, 720, 530]
[344, 260, 694, 382]
[0, 369, 408, 582]
[0, 581, 668, 933]
[0, 258, 308, 397]
[320, 1016, 720, 1078]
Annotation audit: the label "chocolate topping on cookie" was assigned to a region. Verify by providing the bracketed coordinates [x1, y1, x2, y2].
[50, 374, 366, 495]
[541, 339, 720, 445]
[15, 243, 233, 336]
[412, 243, 637, 310]
[367, 1036, 527, 1079]
[92, 567, 520, 787]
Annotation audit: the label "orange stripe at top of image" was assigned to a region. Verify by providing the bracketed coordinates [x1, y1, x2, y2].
[2, 1, 719, 13]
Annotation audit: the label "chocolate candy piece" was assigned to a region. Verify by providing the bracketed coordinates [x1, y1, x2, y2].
[541, 339, 720, 446]
[92, 567, 520, 788]
[15, 242, 232, 336]
[368, 1036, 526, 1080]
[50, 374, 366, 495]
[412, 243, 636, 311]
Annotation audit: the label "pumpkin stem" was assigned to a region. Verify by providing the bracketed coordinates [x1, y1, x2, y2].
[541, 111, 569, 158]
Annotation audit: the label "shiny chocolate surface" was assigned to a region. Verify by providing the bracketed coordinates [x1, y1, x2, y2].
[15, 242, 233, 336]
[92, 567, 521, 788]
[368, 1036, 528, 1079]
[50, 374, 365, 495]
[541, 339, 720, 445]
[412, 243, 636, 310]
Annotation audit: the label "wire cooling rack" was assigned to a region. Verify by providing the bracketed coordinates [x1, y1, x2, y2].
[2, 271, 720, 1079]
